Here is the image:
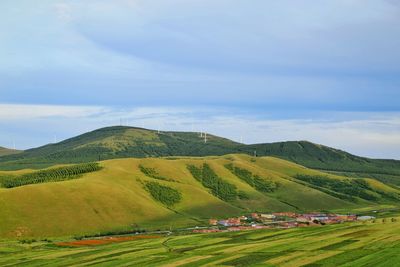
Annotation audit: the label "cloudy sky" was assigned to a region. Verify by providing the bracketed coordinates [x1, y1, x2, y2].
[1, 0, 399, 159]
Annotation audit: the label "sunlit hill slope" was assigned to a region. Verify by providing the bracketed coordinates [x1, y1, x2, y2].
[0, 154, 399, 238]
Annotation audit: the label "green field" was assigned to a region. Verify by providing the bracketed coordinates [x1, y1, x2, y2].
[0, 154, 399, 239]
[0, 216, 399, 266]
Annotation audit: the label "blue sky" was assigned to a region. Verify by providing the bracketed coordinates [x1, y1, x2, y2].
[1, 0, 399, 159]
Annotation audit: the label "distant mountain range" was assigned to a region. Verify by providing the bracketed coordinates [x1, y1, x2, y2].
[0, 126, 399, 186]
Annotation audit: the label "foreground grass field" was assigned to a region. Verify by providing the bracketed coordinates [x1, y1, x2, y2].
[0, 154, 399, 238]
[0, 217, 399, 266]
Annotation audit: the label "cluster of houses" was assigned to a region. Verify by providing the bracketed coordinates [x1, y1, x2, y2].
[193, 212, 370, 233]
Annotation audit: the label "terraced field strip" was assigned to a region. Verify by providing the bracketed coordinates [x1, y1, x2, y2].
[0, 218, 399, 266]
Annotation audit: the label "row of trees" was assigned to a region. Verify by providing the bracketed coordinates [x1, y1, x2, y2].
[225, 163, 277, 193]
[294, 174, 378, 201]
[0, 163, 102, 188]
[187, 163, 238, 201]
[139, 165, 173, 181]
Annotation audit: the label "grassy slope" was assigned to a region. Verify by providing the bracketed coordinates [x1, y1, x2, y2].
[0, 154, 398, 238]
[243, 141, 400, 183]
[0, 126, 399, 189]
[0, 147, 21, 157]
[1, 216, 399, 266]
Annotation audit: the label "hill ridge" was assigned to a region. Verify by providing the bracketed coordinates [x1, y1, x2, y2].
[0, 146, 21, 157]
[0, 126, 399, 187]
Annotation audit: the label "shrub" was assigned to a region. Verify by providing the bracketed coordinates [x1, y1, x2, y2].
[187, 163, 238, 201]
[145, 181, 182, 206]
[139, 165, 172, 181]
[238, 190, 250, 200]
[187, 165, 202, 181]
[19, 239, 36, 244]
[254, 175, 277, 193]
[225, 164, 277, 193]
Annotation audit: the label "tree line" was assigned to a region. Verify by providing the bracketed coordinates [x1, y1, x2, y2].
[187, 163, 238, 201]
[0, 163, 102, 188]
[225, 163, 277, 193]
[139, 165, 173, 181]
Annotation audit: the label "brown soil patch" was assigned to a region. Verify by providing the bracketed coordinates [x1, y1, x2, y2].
[56, 235, 161, 247]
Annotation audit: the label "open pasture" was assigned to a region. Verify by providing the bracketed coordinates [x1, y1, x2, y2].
[0, 218, 399, 266]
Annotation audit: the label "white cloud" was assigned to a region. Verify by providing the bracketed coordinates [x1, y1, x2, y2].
[0, 104, 107, 120]
[53, 2, 73, 22]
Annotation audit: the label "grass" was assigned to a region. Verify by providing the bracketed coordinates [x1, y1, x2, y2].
[0, 154, 398, 239]
[0, 216, 399, 266]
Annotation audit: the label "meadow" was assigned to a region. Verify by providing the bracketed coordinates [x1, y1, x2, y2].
[0, 216, 399, 266]
[0, 154, 399, 239]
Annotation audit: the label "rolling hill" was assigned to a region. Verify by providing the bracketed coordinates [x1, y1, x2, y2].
[0, 126, 399, 187]
[0, 147, 21, 157]
[244, 141, 400, 186]
[0, 154, 399, 238]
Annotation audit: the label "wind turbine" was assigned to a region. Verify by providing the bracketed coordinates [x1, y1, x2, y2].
[204, 132, 207, 143]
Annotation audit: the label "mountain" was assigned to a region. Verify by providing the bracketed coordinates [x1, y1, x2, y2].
[0, 126, 399, 186]
[0, 126, 240, 170]
[1, 154, 398, 238]
[0, 146, 21, 157]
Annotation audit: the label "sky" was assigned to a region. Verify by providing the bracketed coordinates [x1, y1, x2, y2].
[0, 0, 399, 159]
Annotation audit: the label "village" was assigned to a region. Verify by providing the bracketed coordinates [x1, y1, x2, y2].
[193, 212, 375, 233]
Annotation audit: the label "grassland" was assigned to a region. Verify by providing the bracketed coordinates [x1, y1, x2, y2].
[0, 154, 398, 239]
[0, 215, 399, 266]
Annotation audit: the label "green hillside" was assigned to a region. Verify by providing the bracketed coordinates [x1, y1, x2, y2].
[0, 154, 398, 238]
[0, 147, 21, 157]
[0, 126, 399, 187]
[242, 141, 400, 185]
